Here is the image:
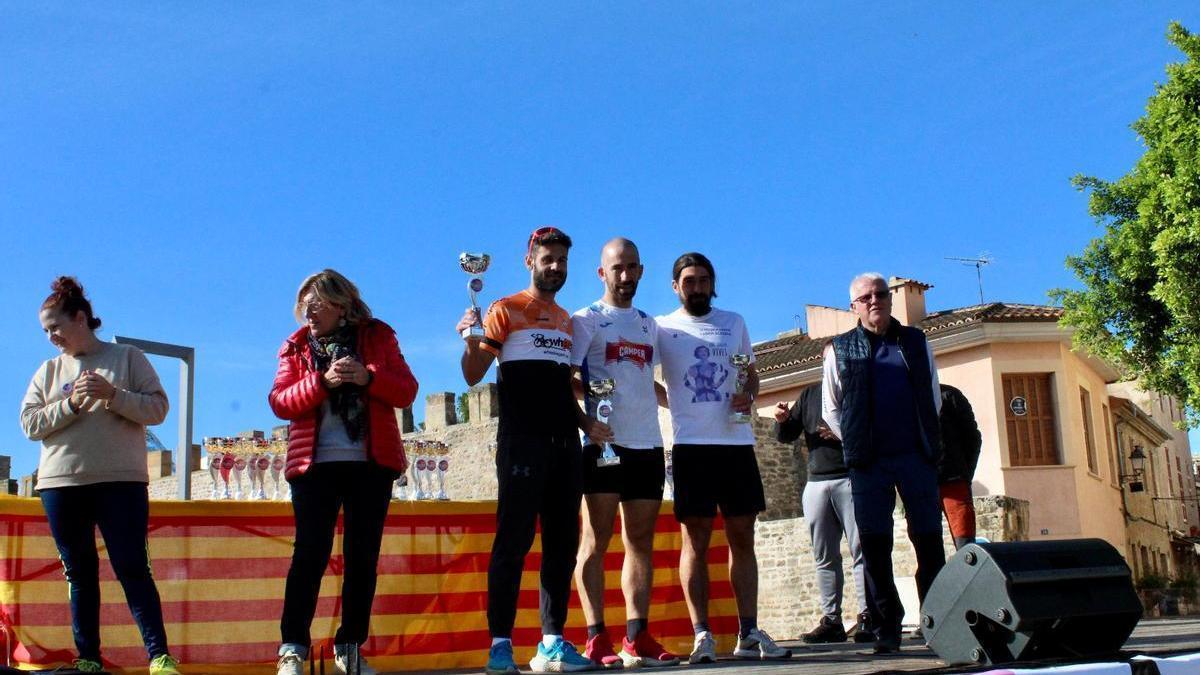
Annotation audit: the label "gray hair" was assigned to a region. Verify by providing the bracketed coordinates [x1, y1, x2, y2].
[849, 272, 886, 300]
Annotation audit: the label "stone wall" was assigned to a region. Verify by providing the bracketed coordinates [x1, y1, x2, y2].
[755, 495, 1030, 639]
[751, 415, 806, 521]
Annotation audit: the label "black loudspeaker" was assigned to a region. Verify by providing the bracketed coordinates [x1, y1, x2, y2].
[922, 538, 1143, 666]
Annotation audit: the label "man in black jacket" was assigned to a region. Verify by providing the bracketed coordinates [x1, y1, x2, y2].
[938, 384, 982, 550]
[774, 384, 874, 644]
[821, 272, 946, 654]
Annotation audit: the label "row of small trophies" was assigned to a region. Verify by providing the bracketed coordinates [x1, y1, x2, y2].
[202, 437, 454, 501]
[204, 437, 288, 500]
[395, 441, 451, 501]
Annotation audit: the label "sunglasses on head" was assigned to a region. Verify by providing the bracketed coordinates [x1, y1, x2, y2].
[528, 226, 563, 252]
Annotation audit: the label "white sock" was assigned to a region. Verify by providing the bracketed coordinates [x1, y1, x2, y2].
[491, 637, 512, 647]
[542, 634, 562, 647]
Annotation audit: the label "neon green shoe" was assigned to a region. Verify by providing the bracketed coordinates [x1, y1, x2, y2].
[149, 653, 183, 674]
[73, 659, 104, 673]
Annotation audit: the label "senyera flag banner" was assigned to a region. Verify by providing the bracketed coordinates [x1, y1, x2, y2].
[0, 497, 738, 673]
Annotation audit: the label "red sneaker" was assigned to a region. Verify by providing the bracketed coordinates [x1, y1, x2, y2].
[620, 631, 681, 668]
[584, 632, 623, 669]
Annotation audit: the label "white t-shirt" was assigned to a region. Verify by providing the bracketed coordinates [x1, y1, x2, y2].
[570, 300, 663, 449]
[655, 307, 755, 445]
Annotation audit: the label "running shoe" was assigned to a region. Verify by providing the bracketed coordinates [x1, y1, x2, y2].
[529, 637, 594, 672]
[620, 631, 680, 667]
[733, 628, 791, 660]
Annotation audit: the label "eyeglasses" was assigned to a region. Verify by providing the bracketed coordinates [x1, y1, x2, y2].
[528, 226, 563, 252]
[300, 298, 334, 314]
[852, 290, 891, 305]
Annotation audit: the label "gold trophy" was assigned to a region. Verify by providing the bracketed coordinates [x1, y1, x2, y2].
[588, 378, 620, 467]
[459, 252, 491, 340]
[729, 354, 752, 424]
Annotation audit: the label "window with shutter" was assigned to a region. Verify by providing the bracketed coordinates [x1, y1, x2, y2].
[1002, 373, 1060, 466]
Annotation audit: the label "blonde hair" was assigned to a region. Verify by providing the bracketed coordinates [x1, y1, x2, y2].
[294, 269, 373, 324]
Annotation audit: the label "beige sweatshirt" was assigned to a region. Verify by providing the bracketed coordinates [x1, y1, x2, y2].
[21, 341, 169, 489]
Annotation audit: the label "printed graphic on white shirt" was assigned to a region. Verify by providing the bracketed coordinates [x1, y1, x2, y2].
[655, 307, 755, 445]
[571, 301, 662, 449]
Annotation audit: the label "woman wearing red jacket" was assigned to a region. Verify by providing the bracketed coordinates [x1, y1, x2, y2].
[269, 269, 418, 675]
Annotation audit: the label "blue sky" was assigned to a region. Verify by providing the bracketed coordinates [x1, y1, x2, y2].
[2, 2, 1198, 481]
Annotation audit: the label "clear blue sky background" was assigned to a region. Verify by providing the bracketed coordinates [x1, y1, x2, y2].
[2, 2, 1198, 482]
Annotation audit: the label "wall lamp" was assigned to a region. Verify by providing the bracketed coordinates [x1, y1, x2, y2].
[1120, 445, 1147, 493]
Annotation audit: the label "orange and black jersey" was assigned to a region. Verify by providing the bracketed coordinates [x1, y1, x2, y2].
[481, 290, 578, 438]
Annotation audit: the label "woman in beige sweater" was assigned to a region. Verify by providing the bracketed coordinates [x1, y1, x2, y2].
[19, 277, 183, 675]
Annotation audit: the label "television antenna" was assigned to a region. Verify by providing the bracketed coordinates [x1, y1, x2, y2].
[945, 254, 993, 304]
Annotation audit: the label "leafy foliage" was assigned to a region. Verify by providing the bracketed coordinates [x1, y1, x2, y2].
[1054, 22, 1200, 428]
[457, 392, 470, 424]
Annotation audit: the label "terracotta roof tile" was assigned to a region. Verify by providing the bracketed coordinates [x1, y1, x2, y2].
[754, 302, 1064, 375]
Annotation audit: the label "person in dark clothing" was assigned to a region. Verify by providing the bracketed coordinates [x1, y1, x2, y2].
[821, 272, 946, 654]
[774, 385, 874, 644]
[938, 384, 982, 550]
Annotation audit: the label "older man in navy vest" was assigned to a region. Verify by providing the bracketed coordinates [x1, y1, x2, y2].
[820, 272, 946, 654]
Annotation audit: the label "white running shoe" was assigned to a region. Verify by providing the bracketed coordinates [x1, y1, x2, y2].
[734, 628, 792, 660]
[689, 631, 717, 664]
[276, 653, 304, 675]
[334, 648, 378, 675]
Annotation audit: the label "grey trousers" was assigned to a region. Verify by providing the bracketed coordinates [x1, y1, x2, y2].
[803, 477, 867, 618]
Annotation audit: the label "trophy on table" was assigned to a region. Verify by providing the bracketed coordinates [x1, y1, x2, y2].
[207, 448, 223, 500]
[245, 453, 260, 499]
[270, 453, 286, 500]
[394, 472, 408, 501]
[459, 252, 491, 340]
[254, 455, 270, 500]
[219, 453, 235, 499]
[413, 452, 429, 501]
[588, 378, 620, 467]
[728, 354, 753, 424]
[233, 455, 247, 500]
[435, 445, 450, 501]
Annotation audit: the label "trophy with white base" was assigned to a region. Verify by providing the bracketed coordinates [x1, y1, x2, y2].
[208, 449, 223, 500]
[729, 354, 753, 424]
[435, 446, 450, 501]
[588, 378, 620, 467]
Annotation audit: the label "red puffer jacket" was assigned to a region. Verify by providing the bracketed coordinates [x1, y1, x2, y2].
[268, 319, 419, 480]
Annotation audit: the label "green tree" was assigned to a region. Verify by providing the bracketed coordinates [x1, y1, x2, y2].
[457, 392, 470, 424]
[1054, 22, 1200, 428]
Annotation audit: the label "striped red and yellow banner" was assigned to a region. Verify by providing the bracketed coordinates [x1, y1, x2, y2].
[0, 497, 738, 673]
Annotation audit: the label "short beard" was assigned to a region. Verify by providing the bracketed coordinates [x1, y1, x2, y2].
[683, 293, 711, 316]
[534, 270, 566, 293]
[610, 280, 639, 303]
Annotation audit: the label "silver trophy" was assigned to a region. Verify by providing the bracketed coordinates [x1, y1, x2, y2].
[664, 458, 675, 501]
[422, 453, 436, 499]
[394, 473, 408, 501]
[219, 453, 234, 499]
[729, 354, 753, 424]
[233, 456, 247, 500]
[436, 451, 449, 501]
[459, 252, 491, 340]
[270, 453, 285, 500]
[413, 455, 429, 500]
[208, 449, 223, 500]
[588, 378, 621, 467]
[254, 455, 270, 500]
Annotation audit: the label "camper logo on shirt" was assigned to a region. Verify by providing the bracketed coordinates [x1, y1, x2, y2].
[604, 339, 653, 370]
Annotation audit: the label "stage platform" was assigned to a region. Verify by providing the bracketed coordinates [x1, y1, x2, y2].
[427, 617, 1200, 675]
